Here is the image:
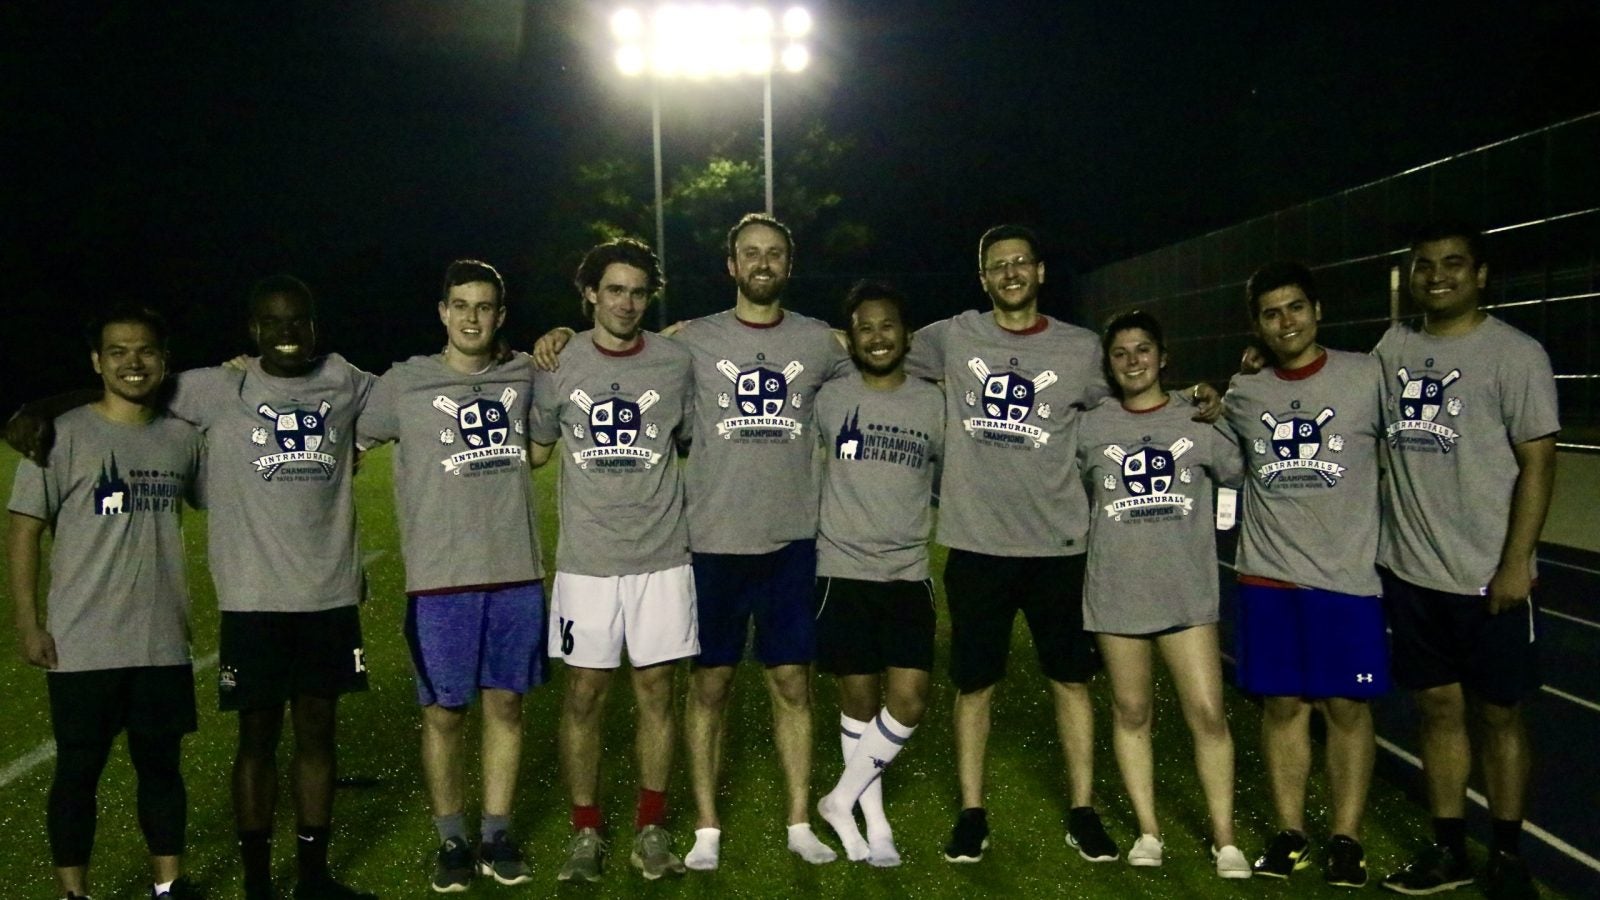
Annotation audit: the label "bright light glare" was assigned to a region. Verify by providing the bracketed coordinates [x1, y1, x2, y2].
[611, 8, 645, 41]
[782, 7, 812, 38]
[614, 4, 811, 79]
[615, 45, 647, 76]
[780, 43, 809, 72]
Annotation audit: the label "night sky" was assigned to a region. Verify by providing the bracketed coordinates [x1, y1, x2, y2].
[6, 0, 1599, 409]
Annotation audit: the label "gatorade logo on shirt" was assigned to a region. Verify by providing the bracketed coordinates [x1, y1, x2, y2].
[567, 387, 665, 470]
[959, 356, 1059, 449]
[1386, 362, 1464, 453]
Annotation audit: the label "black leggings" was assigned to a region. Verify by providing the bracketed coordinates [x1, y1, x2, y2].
[48, 731, 187, 867]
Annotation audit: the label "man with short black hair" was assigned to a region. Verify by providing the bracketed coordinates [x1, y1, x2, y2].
[529, 238, 697, 883]
[359, 260, 546, 893]
[1376, 224, 1557, 900]
[9, 306, 204, 900]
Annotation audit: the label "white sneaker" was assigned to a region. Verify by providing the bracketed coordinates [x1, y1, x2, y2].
[1213, 844, 1253, 879]
[1128, 833, 1164, 867]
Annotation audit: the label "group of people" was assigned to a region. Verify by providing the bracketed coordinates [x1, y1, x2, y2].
[5, 214, 1556, 900]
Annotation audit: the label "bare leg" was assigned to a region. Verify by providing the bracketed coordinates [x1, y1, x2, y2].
[233, 705, 285, 832]
[836, 674, 880, 723]
[480, 689, 525, 818]
[1049, 679, 1096, 809]
[1156, 625, 1235, 847]
[632, 663, 676, 793]
[1475, 699, 1531, 821]
[765, 663, 816, 826]
[685, 665, 735, 829]
[1260, 696, 1311, 832]
[559, 667, 615, 807]
[420, 704, 468, 817]
[1099, 634, 1158, 836]
[1415, 684, 1470, 818]
[953, 685, 995, 809]
[1320, 697, 1374, 839]
[290, 695, 338, 829]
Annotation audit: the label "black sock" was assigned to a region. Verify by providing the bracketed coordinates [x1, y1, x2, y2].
[1490, 819, 1523, 857]
[239, 829, 273, 885]
[1432, 817, 1467, 856]
[298, 825, 331, 883]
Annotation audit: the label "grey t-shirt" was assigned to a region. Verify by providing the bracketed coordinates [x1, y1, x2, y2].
[675, 309, 853, 554]
[1076, 395, 1242, 634]
[168, 356, 374, 612]
[1223, 349, 1384, 597]
[8, 407, 203, 672]
[814, 374, 945, 582]
[1373, 317, 1560, 595]
[359, 353, 544, 593]
[906, 310, 1106, 557]
[530, 333, 693, 577]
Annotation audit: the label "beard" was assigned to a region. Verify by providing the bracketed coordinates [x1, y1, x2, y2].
[738, 269, 787, 305]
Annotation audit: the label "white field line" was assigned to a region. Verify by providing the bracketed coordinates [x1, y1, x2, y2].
[1541, 557, 1600, 578]
[0, 652, 219, 788]
[1374, 736, 1600, 873]
[1544, 608, 1600, 631]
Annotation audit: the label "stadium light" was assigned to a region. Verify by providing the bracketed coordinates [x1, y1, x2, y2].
[608, 6, 814, 318]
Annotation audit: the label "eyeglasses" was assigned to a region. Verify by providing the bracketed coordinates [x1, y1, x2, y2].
[983, 255, 1038, 275]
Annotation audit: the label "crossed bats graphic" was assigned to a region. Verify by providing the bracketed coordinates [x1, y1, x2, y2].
[967, 357, 1058, 393]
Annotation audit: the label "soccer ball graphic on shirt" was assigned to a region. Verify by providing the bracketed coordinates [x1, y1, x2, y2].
[257, 400, 331, 453]
[589, 398, 640, 447]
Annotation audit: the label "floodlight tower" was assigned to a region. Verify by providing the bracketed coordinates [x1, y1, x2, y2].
[610, 4, 813, 322]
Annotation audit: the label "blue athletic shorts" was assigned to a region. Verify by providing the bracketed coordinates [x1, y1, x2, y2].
[1234, 579, 1390, 699]
[692, 540, 817, 667]
[404, 582, 548, 708]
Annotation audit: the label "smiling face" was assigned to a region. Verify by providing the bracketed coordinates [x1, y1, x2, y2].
[847, 297, 909, 377]
[586, 262, 651, 344]
[1106, 326, 1165, 400]
[93, 320, 167, 406]
[1253, 283, 1321, 369]
[1409, 236, 1486, 320]
[438, 280, 506, 358]
[980, 237, 1045, 314]
[250, 291, 317, 377]
[727, 222, 791, 306]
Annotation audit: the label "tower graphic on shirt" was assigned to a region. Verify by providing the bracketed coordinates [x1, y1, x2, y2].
[93, 454, 130, 516]
[835, 407, 864, 459]
[830, 406, 930, 470]
[432, 387, 527, 474]
[713, 358, 805, 439]
[250, 400, 338, 479]
[961, 357, 1057, 448]
[1386, 365, 1463, 452]
[566, 388, 664, 469]
[1099, 438, 1195, 520]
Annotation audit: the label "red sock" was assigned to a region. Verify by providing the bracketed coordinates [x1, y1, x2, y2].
[571, 804, 603, 832]
[635, 788, 667, 830]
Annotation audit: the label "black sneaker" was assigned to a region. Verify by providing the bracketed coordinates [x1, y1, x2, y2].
[153, 877, 201, 899]
[292, 877, 377, 900]
[1254, 829, 1312, 879]
[431, 836, 475, 894]
[1324, 835, 1369, 888]
[943, 808, 990, 863]
[1482, 851, 1538, 900]
[1066, 807, 1119, 862]
[1381, 843, 1474, 895]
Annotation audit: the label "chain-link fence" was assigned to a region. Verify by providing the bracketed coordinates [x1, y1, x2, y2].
[1080, 111, 1600, 451]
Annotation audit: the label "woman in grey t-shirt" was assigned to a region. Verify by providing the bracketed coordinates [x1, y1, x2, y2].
[1074, 311, 1249, 878]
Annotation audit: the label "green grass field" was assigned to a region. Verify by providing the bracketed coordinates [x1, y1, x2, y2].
[0, 444, 1569, 898]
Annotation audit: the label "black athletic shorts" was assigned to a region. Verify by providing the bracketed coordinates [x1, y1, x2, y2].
[943, 549, 1099, 692]
[218, 605, 369, 711]
[1379, 567, 1541, 706]
[48, 665, 197, 745]
[813, 577, 936, 675]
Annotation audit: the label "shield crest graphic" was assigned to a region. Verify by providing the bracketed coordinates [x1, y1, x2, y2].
[736, 367, 788, 416]
[1400, 376, 1447, 422]
[982, 373, 1034, 422]
[259, 401, 329, 452]
[458, 399, 509, 448]
[1270, 418, 1323, 460]
[589, 398, 640, 447]
[1121, 447, 1173, 495]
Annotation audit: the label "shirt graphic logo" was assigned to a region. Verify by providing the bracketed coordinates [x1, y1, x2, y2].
[432, 388, 527, 474]
[961, 358, 1056, 447]
[252, 401, 337, 479]
[714, 360, 804, 439]
[1100, 439, 1195, 520]
[1387, 367, 1462, 452]
[835, 407, 864, 459]
[831, 406, 930, 469]
[93, 455, 130, 515]
[1255, 408, 1345, 486]
[567, 388, 664, 469]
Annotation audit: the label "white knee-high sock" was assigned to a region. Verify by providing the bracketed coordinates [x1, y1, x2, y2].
[835, 709, 915, 818]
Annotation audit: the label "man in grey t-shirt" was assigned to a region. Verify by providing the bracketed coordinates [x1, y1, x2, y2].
[1375, 224, 1559, 898]
[530, 239, 697, 882]
[8, 306, 203, 900]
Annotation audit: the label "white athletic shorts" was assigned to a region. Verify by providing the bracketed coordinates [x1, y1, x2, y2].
[549, 564, 700, 668]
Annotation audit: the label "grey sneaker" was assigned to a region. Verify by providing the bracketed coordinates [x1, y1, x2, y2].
[431, 836, 474, 893]
[631, 825, 687, 880]
[556, 827, 607, 883]
[478, 830, 533, 886]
